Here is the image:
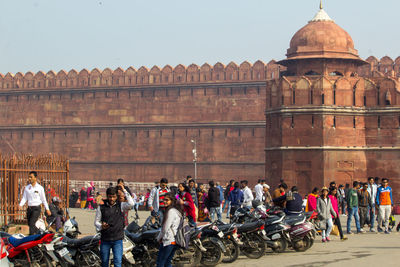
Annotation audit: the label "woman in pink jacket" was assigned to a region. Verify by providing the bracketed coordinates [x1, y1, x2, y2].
[328, 187, 347, 240]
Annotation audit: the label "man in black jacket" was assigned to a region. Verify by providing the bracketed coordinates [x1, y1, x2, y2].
[272, 186, 303, 215]
[94, 185, 134, 267]
[207, 180, 221, 221]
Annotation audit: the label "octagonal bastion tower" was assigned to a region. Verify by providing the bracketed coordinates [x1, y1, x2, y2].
[265, 6, 400, 199]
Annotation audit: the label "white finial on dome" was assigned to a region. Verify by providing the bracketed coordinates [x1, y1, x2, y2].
[310, 1, 334, 22]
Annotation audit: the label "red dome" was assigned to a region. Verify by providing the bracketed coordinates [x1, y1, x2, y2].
[280, 8, 365, 65]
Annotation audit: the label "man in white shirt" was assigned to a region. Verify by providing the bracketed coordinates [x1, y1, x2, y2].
[367, 177, 378, 232]
[241, 180, 254, 208]
[254, 179, 265, 201]
[19, 171, 51, 235]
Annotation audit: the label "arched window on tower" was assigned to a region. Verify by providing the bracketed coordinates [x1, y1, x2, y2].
[305, 70, 321, 76]
[385, 91, 392, 105]
[329, 71, 344, 76]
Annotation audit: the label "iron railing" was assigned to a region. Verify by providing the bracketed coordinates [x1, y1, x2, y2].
[0, 154, 69, 226]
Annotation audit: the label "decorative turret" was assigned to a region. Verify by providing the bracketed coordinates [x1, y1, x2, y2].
[278, 3, 367, 77]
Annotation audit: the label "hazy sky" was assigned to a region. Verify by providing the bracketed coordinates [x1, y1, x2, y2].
[1, 0, 399, 74]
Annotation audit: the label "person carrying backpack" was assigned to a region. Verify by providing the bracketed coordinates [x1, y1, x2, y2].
[156, 192, 183, 267]
[228, 182, 244, 219]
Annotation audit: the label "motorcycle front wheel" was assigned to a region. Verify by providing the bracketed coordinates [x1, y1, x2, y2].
[222, 238, 239, 263]
[200, 238, 223, 266]
[241, 233, 266, 259]
[293, 235, 312, 252]
[271, 238, 287, 253]
[173, 245, 202, 267]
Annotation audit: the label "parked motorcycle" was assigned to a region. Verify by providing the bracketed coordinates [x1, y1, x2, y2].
[0, 231, 54, 267]
[284, 213, 315, 251]
[172, 227, 205, 266]
[125, 228, 160, 267]
[230, 209, 267, 259]
[251, 203, 291, 253]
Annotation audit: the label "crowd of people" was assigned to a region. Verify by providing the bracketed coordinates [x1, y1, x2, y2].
[92, 175, 397, 267]
[18, 171, 397, 267]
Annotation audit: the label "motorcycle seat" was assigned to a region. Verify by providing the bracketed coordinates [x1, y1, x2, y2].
[141, 229, 161, 239]
[125, 231, 143, 244]
[237, 220, 263, 233]
[62, 235, 100, 247]
[217, 224, 234, 232]
[285, 214, 306, 226]
[8, 234, 44, 248]
[265, 215, 283, 225]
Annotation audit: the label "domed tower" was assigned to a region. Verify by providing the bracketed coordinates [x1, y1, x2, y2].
[278, 5, 366, 77]
[265, 3, 400, 194]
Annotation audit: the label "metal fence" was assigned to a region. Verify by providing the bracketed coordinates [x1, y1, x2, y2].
[0, 154, 69, 226]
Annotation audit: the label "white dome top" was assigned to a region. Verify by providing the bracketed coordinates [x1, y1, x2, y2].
[310, 8, 334, 23]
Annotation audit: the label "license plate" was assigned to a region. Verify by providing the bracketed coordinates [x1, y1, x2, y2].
[271, 233, 281, 240]
[218, 231, 224, 238]
[261, 230, 266, 236]
[58, 247, 69, 257]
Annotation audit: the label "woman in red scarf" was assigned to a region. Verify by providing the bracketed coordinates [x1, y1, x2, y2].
[177, 183, 196, 227]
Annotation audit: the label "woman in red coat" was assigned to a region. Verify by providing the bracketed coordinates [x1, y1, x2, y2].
[178, 183, 197, 226]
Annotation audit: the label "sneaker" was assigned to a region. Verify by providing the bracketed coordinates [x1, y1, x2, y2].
[357, 230, 365, 234]
[341, 236, 348, 240]
[326, 237, 331, 242]
[359, 229, 365, 233]
[347, 231, 354, 235]
[370, 228, 376, 232]
[384, 231, 390, 234]
[322, 238, 326, 242]
[377, 227, 383, 233]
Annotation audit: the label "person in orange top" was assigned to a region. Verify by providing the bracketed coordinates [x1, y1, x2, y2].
[305, 187, 319, 212]
[376, 178, 393, 234]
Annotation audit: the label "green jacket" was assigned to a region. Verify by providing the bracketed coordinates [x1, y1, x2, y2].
[346, 188, 358, 208]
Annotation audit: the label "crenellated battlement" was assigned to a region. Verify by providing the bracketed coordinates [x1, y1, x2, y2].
[0, 60, 282, 90]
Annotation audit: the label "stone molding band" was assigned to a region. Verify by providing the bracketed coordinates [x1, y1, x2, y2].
[0, 121, 265, 131]
[265, 106, 400, 116]
[70, 161, 265, 165]
[0, 81, 266, 96]
[265, 146, 400, 151]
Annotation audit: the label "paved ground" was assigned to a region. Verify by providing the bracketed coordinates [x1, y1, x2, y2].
[70, 208, 400, 267]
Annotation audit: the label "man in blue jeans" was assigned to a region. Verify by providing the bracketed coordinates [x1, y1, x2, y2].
[346, 181, 362, 234]
[95, 185, 134, 267]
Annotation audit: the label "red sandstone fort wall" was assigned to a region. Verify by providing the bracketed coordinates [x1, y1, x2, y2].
[0, 60, 272, 184]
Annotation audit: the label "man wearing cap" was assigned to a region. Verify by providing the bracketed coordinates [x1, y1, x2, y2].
[19, 171, 51, 235]
[47, 196, 65, 232]
[262, 184, 272, 206]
